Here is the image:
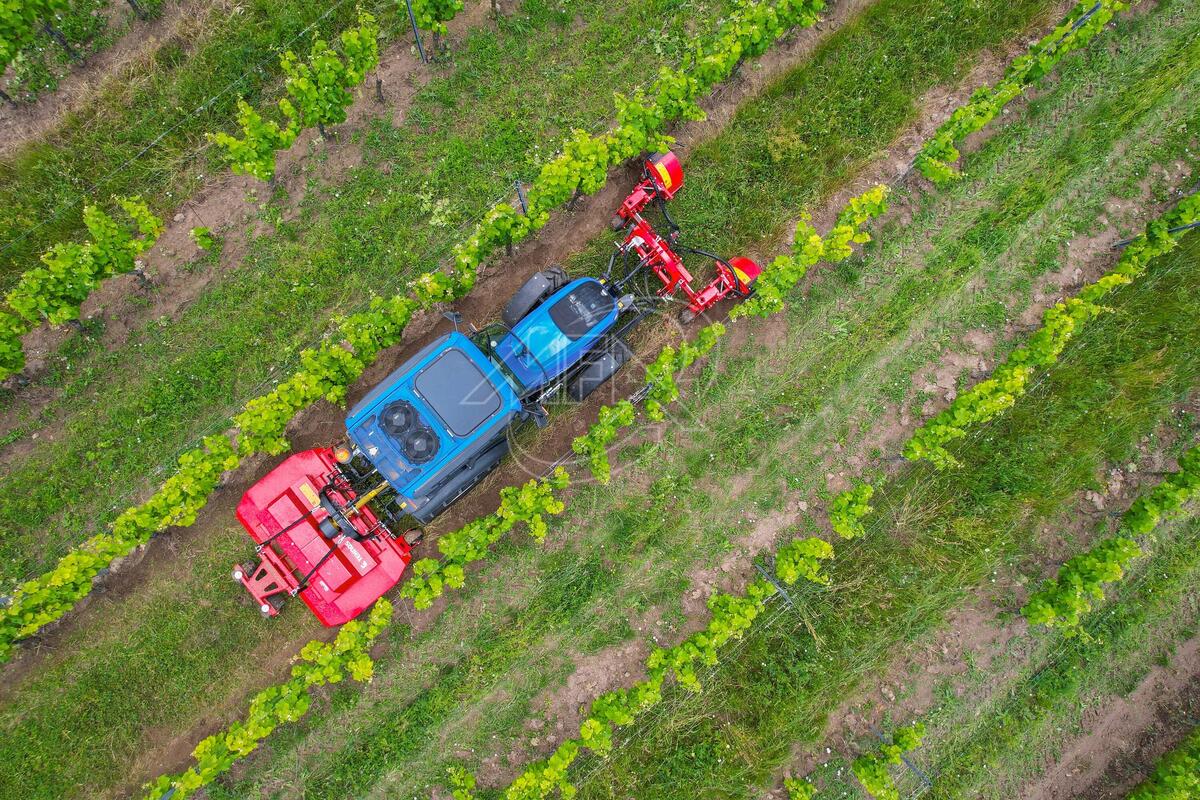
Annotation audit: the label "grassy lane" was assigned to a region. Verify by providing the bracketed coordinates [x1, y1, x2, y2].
[0, 0, 407, 282]
[0, 0, 1107, 796]
[906, 513, 1200, 800]
[0, 0, 746, 581]
[192, 2, 1200, 797]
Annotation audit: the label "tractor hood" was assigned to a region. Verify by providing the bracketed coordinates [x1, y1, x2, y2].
[345, 333, 520, 504]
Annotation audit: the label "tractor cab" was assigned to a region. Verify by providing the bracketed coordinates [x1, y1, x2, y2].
[344, 332, 524, 523]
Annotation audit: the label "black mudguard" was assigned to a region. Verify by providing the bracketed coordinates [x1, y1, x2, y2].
[502, 267, 568, 328]
[410, 434, 511, 524]
[567, 338, 633, 402]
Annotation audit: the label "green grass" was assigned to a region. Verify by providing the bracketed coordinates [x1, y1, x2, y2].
[0, 0, 743, 582]
[2, 1, 1194, 798]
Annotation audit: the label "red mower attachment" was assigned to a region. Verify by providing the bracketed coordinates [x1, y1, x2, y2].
[233, 448, 413, 626]
[610, 152, 762, 323]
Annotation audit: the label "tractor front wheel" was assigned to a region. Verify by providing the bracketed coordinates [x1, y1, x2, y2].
[502, 267, 569, 328]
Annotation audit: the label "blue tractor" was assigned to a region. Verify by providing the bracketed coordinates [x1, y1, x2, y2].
[342, 269, 641, 526]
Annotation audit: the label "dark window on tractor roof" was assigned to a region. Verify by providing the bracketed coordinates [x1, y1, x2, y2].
[413, 348, 501, 437]
[549, 282, 614, 340]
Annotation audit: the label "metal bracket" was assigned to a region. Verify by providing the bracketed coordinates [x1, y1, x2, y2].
[754, 561, 795, 608]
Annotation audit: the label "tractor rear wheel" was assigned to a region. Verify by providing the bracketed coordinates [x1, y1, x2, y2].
[502, 266, 568, 328]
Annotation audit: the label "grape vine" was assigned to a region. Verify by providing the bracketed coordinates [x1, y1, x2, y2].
[209, 9, 379, 179]
[398, 468, 570, 610]
[915, 0, 1131, 184]
[0, 196, 163, 380]
[828, 481, 875, 540]
[851, 721, 927, 800]
[1021, 444, 1199, 635]
[143, 599, 392, 800]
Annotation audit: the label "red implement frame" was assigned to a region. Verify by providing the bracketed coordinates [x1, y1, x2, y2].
[234, 448, 412, 626]
[611, 152, 762, 319]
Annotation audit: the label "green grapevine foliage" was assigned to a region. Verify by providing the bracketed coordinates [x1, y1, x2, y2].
[0, 0, 827, 662]
[503, 578, 781, 799]
[1022, 445, 1199, 634]
[1021, 535, 1142, 635]
[1123, 447, 1200, 536]
[281, 40, 355, 132]
[829, 481, 875, 540]
[210, 10, 379, 180]
[492, 525, 841, 799]
[571, 400, 635, 485]
[904, 193, 1200, 469]
[399, 468, 570, 610]
[0, 0, 69, 79]
[852, 756, 899, 800]
[784, 777, 816, 800]
[734, 185, 890, 319]
[775, 536, 834, 585]
[0, 433, 241, 660]
[851, 721, 926, 800]
[1126, 725, 1200, 800]
[208, 99, 299, 181]
[409, 0, 463, 37]
[143, 599, 392, 800]
[645, 322, 726, 420]
[447, 766, 478, 800]
[189, 226, 215, 251]
[0, 196, 163, 380]
[915, 0, 1130, 183]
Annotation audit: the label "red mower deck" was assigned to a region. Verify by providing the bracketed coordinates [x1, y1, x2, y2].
[234, 449, 412, 626]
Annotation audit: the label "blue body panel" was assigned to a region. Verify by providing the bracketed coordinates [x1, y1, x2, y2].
[493, 277, 619, 392]
[345, 332, 521, 501]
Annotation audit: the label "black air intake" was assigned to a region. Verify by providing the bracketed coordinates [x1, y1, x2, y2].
[379, 400, 419, 438]
[401, 427, 439, 464]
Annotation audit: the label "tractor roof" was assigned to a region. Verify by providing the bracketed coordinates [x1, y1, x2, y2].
[345, 333, 520, 497]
